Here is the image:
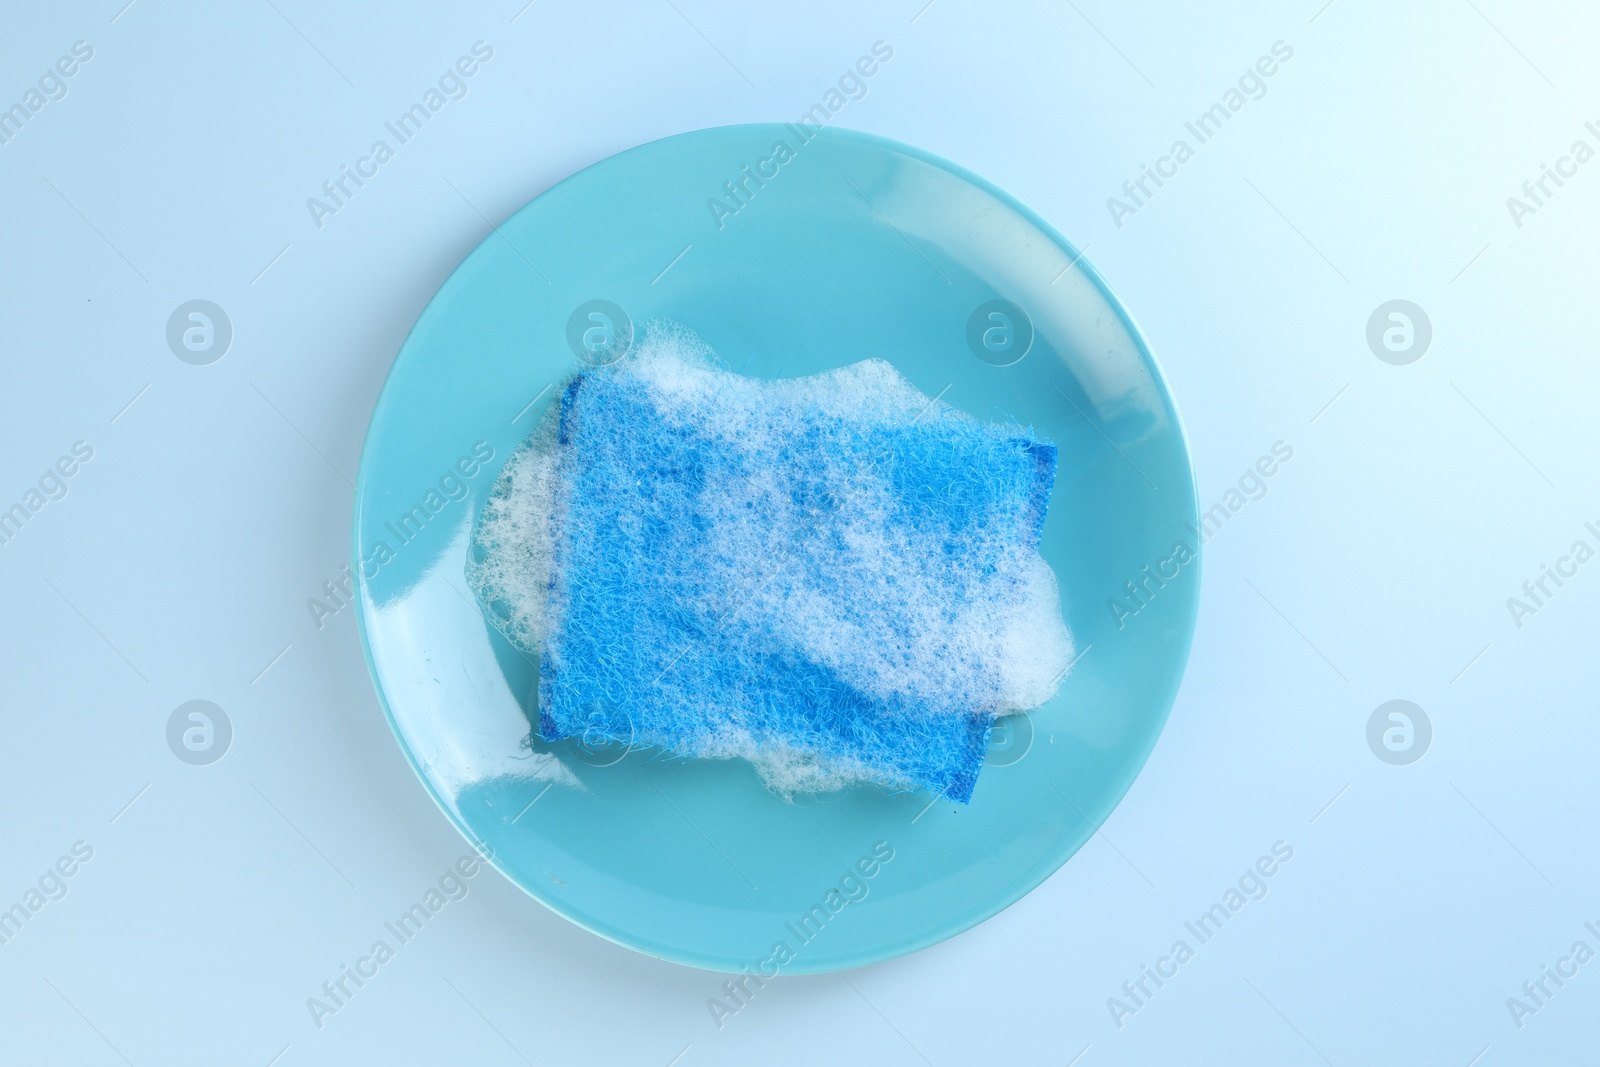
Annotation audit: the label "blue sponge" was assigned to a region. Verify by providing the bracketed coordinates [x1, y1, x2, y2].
[468, 326, 1073, 801]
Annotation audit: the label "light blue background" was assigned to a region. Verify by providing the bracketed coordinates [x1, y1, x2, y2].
[2, 1, 1596, 1064]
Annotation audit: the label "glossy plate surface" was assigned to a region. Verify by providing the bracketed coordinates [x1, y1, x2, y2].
[352, 124, 1199, 973]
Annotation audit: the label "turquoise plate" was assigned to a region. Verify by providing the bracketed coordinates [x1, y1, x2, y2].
[352, 124, 1199, 974]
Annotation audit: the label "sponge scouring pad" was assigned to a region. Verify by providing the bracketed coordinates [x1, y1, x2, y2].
[468, 326, 1073, 801]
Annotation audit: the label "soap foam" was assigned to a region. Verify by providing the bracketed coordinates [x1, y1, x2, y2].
[465, 410, 561, 653]
[469, 323, 1074, 800]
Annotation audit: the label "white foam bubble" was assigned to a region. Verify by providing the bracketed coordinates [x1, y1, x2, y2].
[464, 409, 561, 652]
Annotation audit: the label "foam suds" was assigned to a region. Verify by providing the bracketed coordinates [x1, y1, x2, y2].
[465, 411, 560, 652]
[468, 324, 1074, 801]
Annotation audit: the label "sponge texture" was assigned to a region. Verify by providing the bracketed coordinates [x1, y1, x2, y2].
[468, 326, 1072, 801]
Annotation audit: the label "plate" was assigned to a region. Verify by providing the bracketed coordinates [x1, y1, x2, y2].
[352, 124, 1199, 974]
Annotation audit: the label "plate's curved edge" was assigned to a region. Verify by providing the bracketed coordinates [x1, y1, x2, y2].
[350, 122, 1204, 975]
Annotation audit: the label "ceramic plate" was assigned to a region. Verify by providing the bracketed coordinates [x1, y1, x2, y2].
[352, 124, 1199, 973]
